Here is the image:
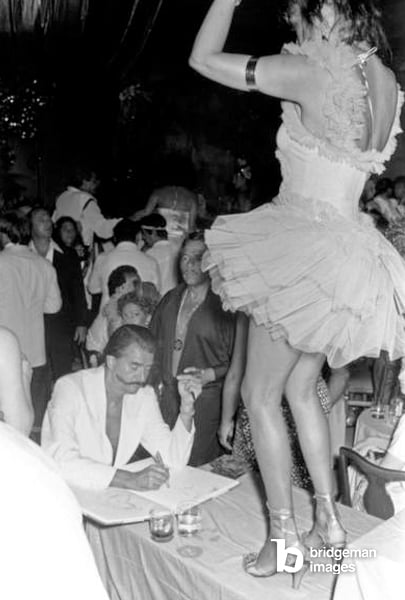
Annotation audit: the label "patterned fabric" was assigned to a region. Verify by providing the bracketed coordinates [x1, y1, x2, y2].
[232, 377, 330, 490]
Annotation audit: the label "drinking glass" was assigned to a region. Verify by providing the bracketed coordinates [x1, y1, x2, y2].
[149, 508, 174, 542]
[176, 502, 202, 536]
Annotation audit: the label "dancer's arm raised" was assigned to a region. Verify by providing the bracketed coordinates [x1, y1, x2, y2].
[189, 0, 319, 103]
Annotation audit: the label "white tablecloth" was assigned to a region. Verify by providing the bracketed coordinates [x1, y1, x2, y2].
[333, 508, 405, 600]
[86, 472, 380, 600]
[354, 407, 396, 447]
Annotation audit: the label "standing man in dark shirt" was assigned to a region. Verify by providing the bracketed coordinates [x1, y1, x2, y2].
[150, 232, 236, 466]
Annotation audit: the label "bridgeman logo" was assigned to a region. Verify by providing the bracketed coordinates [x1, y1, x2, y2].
[272, 539, 304, 573]
[273, 539, 377, 574]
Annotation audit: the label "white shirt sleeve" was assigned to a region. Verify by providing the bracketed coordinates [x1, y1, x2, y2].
[82, 201, 121, 241]
[139, 388, 194, 469]
[87, 253, 105, 295]
[86, 314, 108, 353]
[44, 262, 62, 314]
[153, 259, 162, 294]
[41, 377, 116, 489]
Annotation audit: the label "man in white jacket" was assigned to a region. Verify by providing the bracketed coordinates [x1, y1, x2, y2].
[42, 324, 200, 490]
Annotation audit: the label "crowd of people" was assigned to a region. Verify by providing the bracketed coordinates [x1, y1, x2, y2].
[1, 159, 404, 488]
[1, 0, 405, 595]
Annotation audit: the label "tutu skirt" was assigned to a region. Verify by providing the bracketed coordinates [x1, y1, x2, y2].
[203, 196, 405, 368]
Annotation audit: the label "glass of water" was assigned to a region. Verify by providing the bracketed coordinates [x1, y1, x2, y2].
[176, 502, 202, 536]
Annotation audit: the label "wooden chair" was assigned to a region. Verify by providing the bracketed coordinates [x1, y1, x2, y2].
[338, 446, 405, 519]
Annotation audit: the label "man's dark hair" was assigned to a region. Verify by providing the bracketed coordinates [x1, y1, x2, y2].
[104, 324, 156, 358]
[140, 214, 168, 240]
[113, 219, 141, 245]
[0, 212, 30, 246]
[107, 265, 140, 297]
[71, 166, 97, 188]
[180, 230, 206, 253]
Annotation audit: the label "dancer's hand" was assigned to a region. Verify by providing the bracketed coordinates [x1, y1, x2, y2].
[218, 418, 235, 450]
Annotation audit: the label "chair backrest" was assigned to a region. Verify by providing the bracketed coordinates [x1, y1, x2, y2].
[338, 446, 405, 519]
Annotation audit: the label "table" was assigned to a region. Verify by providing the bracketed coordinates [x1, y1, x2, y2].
[86, 472, 380, 600]
[333, 508, 405, 600]
[354, 407, 397, 447]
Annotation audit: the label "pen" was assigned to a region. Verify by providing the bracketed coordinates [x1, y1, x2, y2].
[155, 451, 170, 488]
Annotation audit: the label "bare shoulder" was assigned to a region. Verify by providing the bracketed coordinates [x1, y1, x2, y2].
[375, 57, 398, 91]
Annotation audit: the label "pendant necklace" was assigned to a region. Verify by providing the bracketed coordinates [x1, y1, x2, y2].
[173, 288, 205, 352]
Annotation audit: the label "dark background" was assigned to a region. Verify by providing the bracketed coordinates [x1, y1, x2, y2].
[0, 0, 403, 214]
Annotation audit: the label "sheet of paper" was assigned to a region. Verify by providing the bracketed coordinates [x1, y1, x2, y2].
[124, 463, 240, 512]
[74, 461, 239, 525]
[73, 486, 165, 525]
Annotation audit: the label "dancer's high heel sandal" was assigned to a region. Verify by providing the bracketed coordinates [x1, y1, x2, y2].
[303, 493, 347, 567]
[243, 506, 310, 589]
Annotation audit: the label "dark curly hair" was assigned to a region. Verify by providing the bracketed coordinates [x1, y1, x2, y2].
[281, 0, 390, 61]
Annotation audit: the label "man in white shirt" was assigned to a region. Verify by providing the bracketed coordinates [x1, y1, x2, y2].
[0, 213, 62, 435]
[53, 167, 120, 247]
[0, 327, 109, 600]
[0, 213, 62, 369]
[88, 218, 161, 307]
[42, 324, 200, 490]
[141, 213, 179, 296]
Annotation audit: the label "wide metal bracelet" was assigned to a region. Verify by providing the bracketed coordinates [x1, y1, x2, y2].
[245, 56, 259, 90]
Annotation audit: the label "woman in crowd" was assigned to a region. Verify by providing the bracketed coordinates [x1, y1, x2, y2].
[116, 283, 161, 330]
[54, 216, 90, 277]
[86, 265, 140, 360]
[190, 0, 404, 585]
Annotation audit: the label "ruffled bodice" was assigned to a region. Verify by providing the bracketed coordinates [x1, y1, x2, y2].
[277, 39, 404, 221]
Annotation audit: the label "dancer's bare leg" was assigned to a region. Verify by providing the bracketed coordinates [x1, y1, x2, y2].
[285, 352, 333, 494]
[286, 354, 346, 547]
[242, 320, 300, 571]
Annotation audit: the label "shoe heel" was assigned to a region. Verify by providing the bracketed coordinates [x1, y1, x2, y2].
[292, 560, 309, 590]
[331, 542, 346, 569]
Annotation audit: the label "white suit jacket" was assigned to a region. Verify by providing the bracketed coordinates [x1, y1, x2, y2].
[41, 366, 194, 489]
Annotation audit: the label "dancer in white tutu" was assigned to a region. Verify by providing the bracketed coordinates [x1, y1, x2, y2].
[190, 0, 404, 587]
